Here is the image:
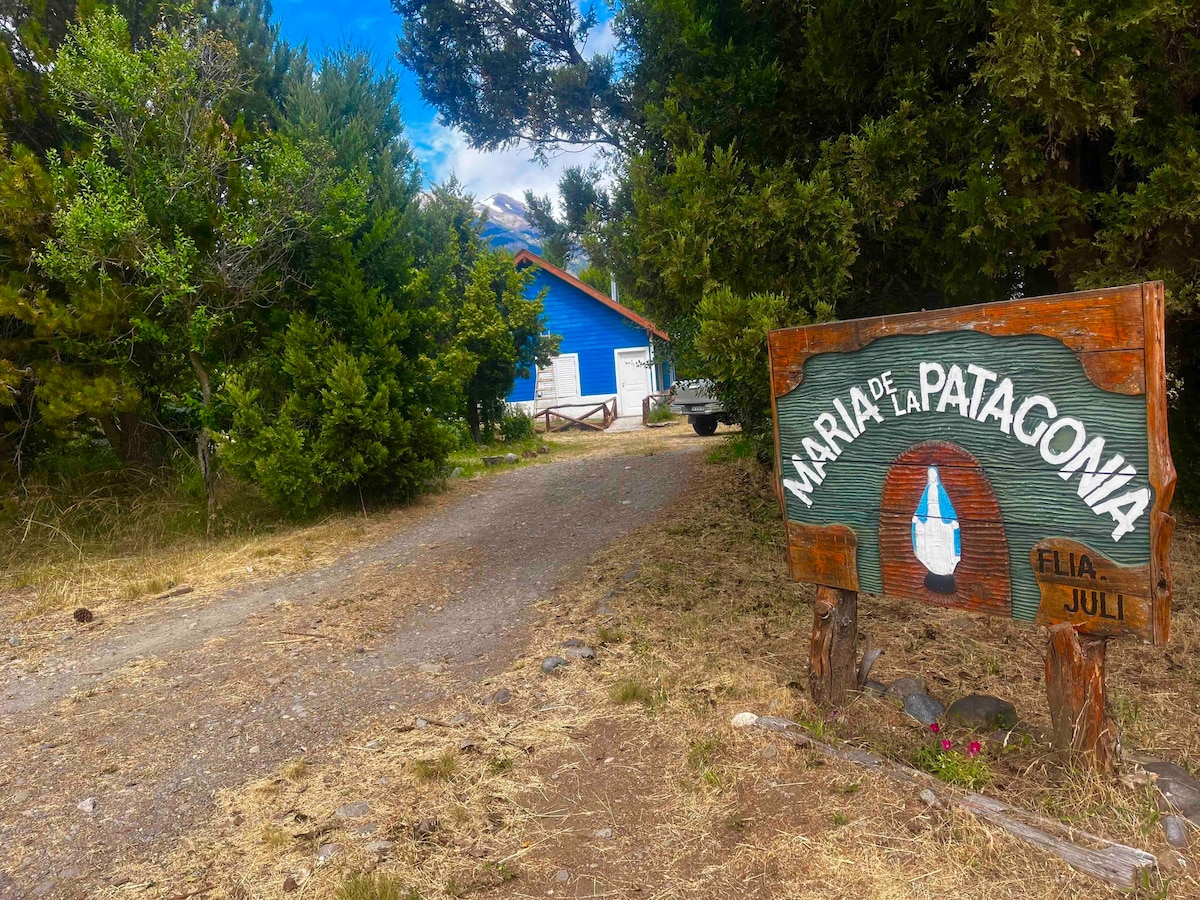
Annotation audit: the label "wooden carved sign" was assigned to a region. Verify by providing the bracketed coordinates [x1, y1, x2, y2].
[768, 283, 1175, 646]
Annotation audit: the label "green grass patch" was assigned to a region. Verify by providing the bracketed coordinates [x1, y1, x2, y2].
[686, 736, 722, 770]
[443, 434, 554, 480]
[336, 873, 420, 900]
[609, 677, 659, 707]
[707, 434, 756, 464]
[412, 752, 459, 781]
[913, 744, 991, 790]
[595, 624, 626, 644]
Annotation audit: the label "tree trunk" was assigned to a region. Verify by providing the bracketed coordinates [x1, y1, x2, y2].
[466, 400, 481, 444]
[1045, 623, 1119, 772]
[189, 352, 217, 528]
[810, 585, 858, 708]
[97, 409, 162, 468]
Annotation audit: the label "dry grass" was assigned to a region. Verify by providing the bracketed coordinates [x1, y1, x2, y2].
[111, 434, 1198, 899]
[0, 430, 657, 661]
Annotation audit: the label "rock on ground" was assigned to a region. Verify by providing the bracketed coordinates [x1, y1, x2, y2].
[945, 694, 1018, 730]
[885, 676, 926, 700]
[1142, 760, 1200, 824]
[902, 693, 946, 726]
[1162, 815, 1191, 849]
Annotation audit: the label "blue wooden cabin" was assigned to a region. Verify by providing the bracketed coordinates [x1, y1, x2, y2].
[507, 251, 670, 418]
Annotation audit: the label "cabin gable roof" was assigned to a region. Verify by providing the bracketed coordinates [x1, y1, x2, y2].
[513, 250, 669, 341]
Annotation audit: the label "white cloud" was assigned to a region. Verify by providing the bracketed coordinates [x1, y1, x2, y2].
[413, 120, 607, 206]
[583, 16, 619, 58]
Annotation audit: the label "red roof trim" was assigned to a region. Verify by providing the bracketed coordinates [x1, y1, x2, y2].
[513, 249, 669, 341]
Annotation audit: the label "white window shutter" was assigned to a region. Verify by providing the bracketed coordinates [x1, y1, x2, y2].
[553, 355, 580, 400]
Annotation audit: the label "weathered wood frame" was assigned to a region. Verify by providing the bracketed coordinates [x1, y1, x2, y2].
[767, 283, 1175, 770]
[536, 399, 618, 433]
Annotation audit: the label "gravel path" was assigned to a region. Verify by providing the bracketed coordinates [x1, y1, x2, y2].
[0, 446, 698, 899]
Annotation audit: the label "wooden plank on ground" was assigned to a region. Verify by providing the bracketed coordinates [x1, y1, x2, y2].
[750, 715, 1158, 890]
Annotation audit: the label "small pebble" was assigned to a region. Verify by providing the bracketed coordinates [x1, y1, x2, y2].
[554, 870, 570, 883]
[593, 827, 613, 839]
[77, 797, 97, 814]
[335, 801, 370, 818]
[316, 843, 340, 865]
[541, 656, 568, 675]
[731, 711, 758, 728]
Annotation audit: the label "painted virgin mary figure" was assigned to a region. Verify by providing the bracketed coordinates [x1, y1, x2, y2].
[911, 466, 961, 594]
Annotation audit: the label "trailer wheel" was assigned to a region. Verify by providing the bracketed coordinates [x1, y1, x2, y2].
[692, 415, 719, 436]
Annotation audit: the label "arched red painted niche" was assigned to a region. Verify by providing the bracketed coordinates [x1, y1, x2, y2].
[879, 441, 1012, 616]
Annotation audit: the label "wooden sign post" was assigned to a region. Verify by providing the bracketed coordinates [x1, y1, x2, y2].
[768, 283, 1175, 771]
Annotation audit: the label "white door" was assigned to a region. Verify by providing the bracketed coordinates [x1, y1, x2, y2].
[615, 348, 651, 417]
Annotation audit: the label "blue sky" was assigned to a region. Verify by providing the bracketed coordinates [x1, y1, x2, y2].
[271, 0, 616, 203]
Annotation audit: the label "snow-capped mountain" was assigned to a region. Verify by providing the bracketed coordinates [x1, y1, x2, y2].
[474, 193, 542, 255]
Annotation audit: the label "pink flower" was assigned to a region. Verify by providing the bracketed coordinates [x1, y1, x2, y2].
[941, 739, 952, 751]
[969, 740, 982, 757]
[929, 722, 940, 733]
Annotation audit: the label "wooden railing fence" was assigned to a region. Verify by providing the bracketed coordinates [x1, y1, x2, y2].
[537, 398, 618, 433]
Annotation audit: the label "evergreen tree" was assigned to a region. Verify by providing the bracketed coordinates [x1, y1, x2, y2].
[418, 179, 558, 442]
[224, 48, 454, 515]
[522, 165, 609, 268]
[0, 0, 301, 483]
[400, 0, 1200, 469]
[8, 10, 328, 514]
[393, 0, 626, 152]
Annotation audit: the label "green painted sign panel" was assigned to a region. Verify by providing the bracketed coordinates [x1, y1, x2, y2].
[774, 331, 1151, 623]
[769, 284, 1175, 644]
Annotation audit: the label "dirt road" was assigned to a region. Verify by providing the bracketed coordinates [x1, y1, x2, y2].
[0, 444, 698, 898]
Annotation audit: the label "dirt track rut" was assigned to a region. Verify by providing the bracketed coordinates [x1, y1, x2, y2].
[0, 446, 697, 898]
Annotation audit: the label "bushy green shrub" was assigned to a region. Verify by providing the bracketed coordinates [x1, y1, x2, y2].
[223, 315, 454, 517]
[646, 400, 675, 424]
[445, 418, 475, 451]
[499, 406, 534, 442]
